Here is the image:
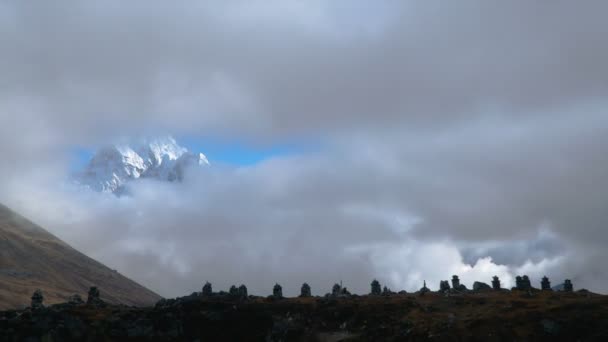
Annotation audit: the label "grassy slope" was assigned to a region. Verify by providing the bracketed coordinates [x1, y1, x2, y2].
[0, 203, 161, 310]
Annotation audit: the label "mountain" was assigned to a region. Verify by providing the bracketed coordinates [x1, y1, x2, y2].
[0, 203, 161, 310]
[74, 136, 209, 194]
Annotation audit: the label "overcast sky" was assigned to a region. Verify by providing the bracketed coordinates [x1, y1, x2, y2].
[1, 0, 608, 296]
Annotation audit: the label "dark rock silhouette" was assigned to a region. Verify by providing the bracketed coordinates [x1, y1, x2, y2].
[300, 283, 311, 297]
[473, 281, 492, 291]
[87, 286, 103, 306]
[238, 285, 248, 299]
[541, 276, 552, 291]
[451, 275, 467, 291]
[202, 282, 213, 296]
[229, 285, 239, 297]
[492, 276, 501, 290]
[332, 283, 342, 297]
[419, 280, 430, 295]
[515, 275, 532, 291]
[370, 279, 381, 295]
[564, 279, 574, 292]
[273, 283, 283, 299]
[439, 280, 451, 292]
[31, 289, 44, 309]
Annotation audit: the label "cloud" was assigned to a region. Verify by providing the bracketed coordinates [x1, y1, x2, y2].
[1, 1, 608, 295]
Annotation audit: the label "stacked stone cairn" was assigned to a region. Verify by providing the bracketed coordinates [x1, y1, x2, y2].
[31, 289, 44, 309]
[202, 282, 213, 296]
[492, 276, 501, 290]
[451, 275, 467, 291]
[370, 279, 382, 296]
[238, 284, 248, 299]
[229, 285, 239, 297]
[541, 276, 552, 291]
[273, 283, 283, 299]
[87, 286, 104, 306]
[515, 275, 532, 291]
[564, 279, 573, 292]
[419, 280, 430, 295]
[300, 283, 312, 297]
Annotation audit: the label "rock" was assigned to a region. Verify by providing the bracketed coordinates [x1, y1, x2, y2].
[31, 289, 44, 309]
[238, 285, 248, 299]
[87, 286, 104, 306]
[229, 285, 239, 297]
[563, 279, 573, 292]
[382, 286, 393, 296]
[439, 280, 450, 293]
[419, 281, 430, 295]
[370, 279, 381, 296]
[515, 275, 532, 291]
[332, 283, 342, 297]
[472, 282, 491, 291]
[492, 276, 501, 290]
[202, 282, 213, 296]
[541, 276, 552, 291]
[300, 283, 312, 297]
[273, 283, 283, 299]
[451, 275, 461, 289]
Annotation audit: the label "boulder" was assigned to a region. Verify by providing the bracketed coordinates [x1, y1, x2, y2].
[472, 282, 491, 291]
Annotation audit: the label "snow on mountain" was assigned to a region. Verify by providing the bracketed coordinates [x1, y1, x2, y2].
[74, 137, 209, 194]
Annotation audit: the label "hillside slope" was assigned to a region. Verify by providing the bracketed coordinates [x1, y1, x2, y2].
[0, 203, 161, 310]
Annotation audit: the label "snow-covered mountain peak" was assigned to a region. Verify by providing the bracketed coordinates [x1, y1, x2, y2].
[74, 137, 208, 194]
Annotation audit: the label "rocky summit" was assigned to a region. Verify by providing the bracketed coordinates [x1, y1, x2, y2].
[73, 136, 209, 194]
[1, 289, 607, 341]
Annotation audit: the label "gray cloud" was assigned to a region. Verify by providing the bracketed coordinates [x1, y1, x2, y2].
[1, 0, 608, 295]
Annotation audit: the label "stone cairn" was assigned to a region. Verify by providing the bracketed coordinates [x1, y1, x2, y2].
[273, 283, 283, 299]
[300, 283, 312, 297]
[238, 284, 248, 299]
[492, 276, 501, 290]
[229, 285, 239, 297]
[370, 279, 382, 296]
[31, 289, 44, 309]
[87, 286, 103, 306]
[439, 280, 451, 293]
[515, 275, 532, 291]
[332, 283, 342, 297]
[564, 279, 573, 292]
[541, 276, 552, 290]
[451, 275, 467, 291]
[202, 282, 213, 296]
[419, 280, 430, 295]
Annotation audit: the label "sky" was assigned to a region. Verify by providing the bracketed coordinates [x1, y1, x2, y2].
[1, 0, 608, 297]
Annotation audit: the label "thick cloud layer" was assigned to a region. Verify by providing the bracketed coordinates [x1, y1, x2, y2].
[1, 1, 608, 296]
